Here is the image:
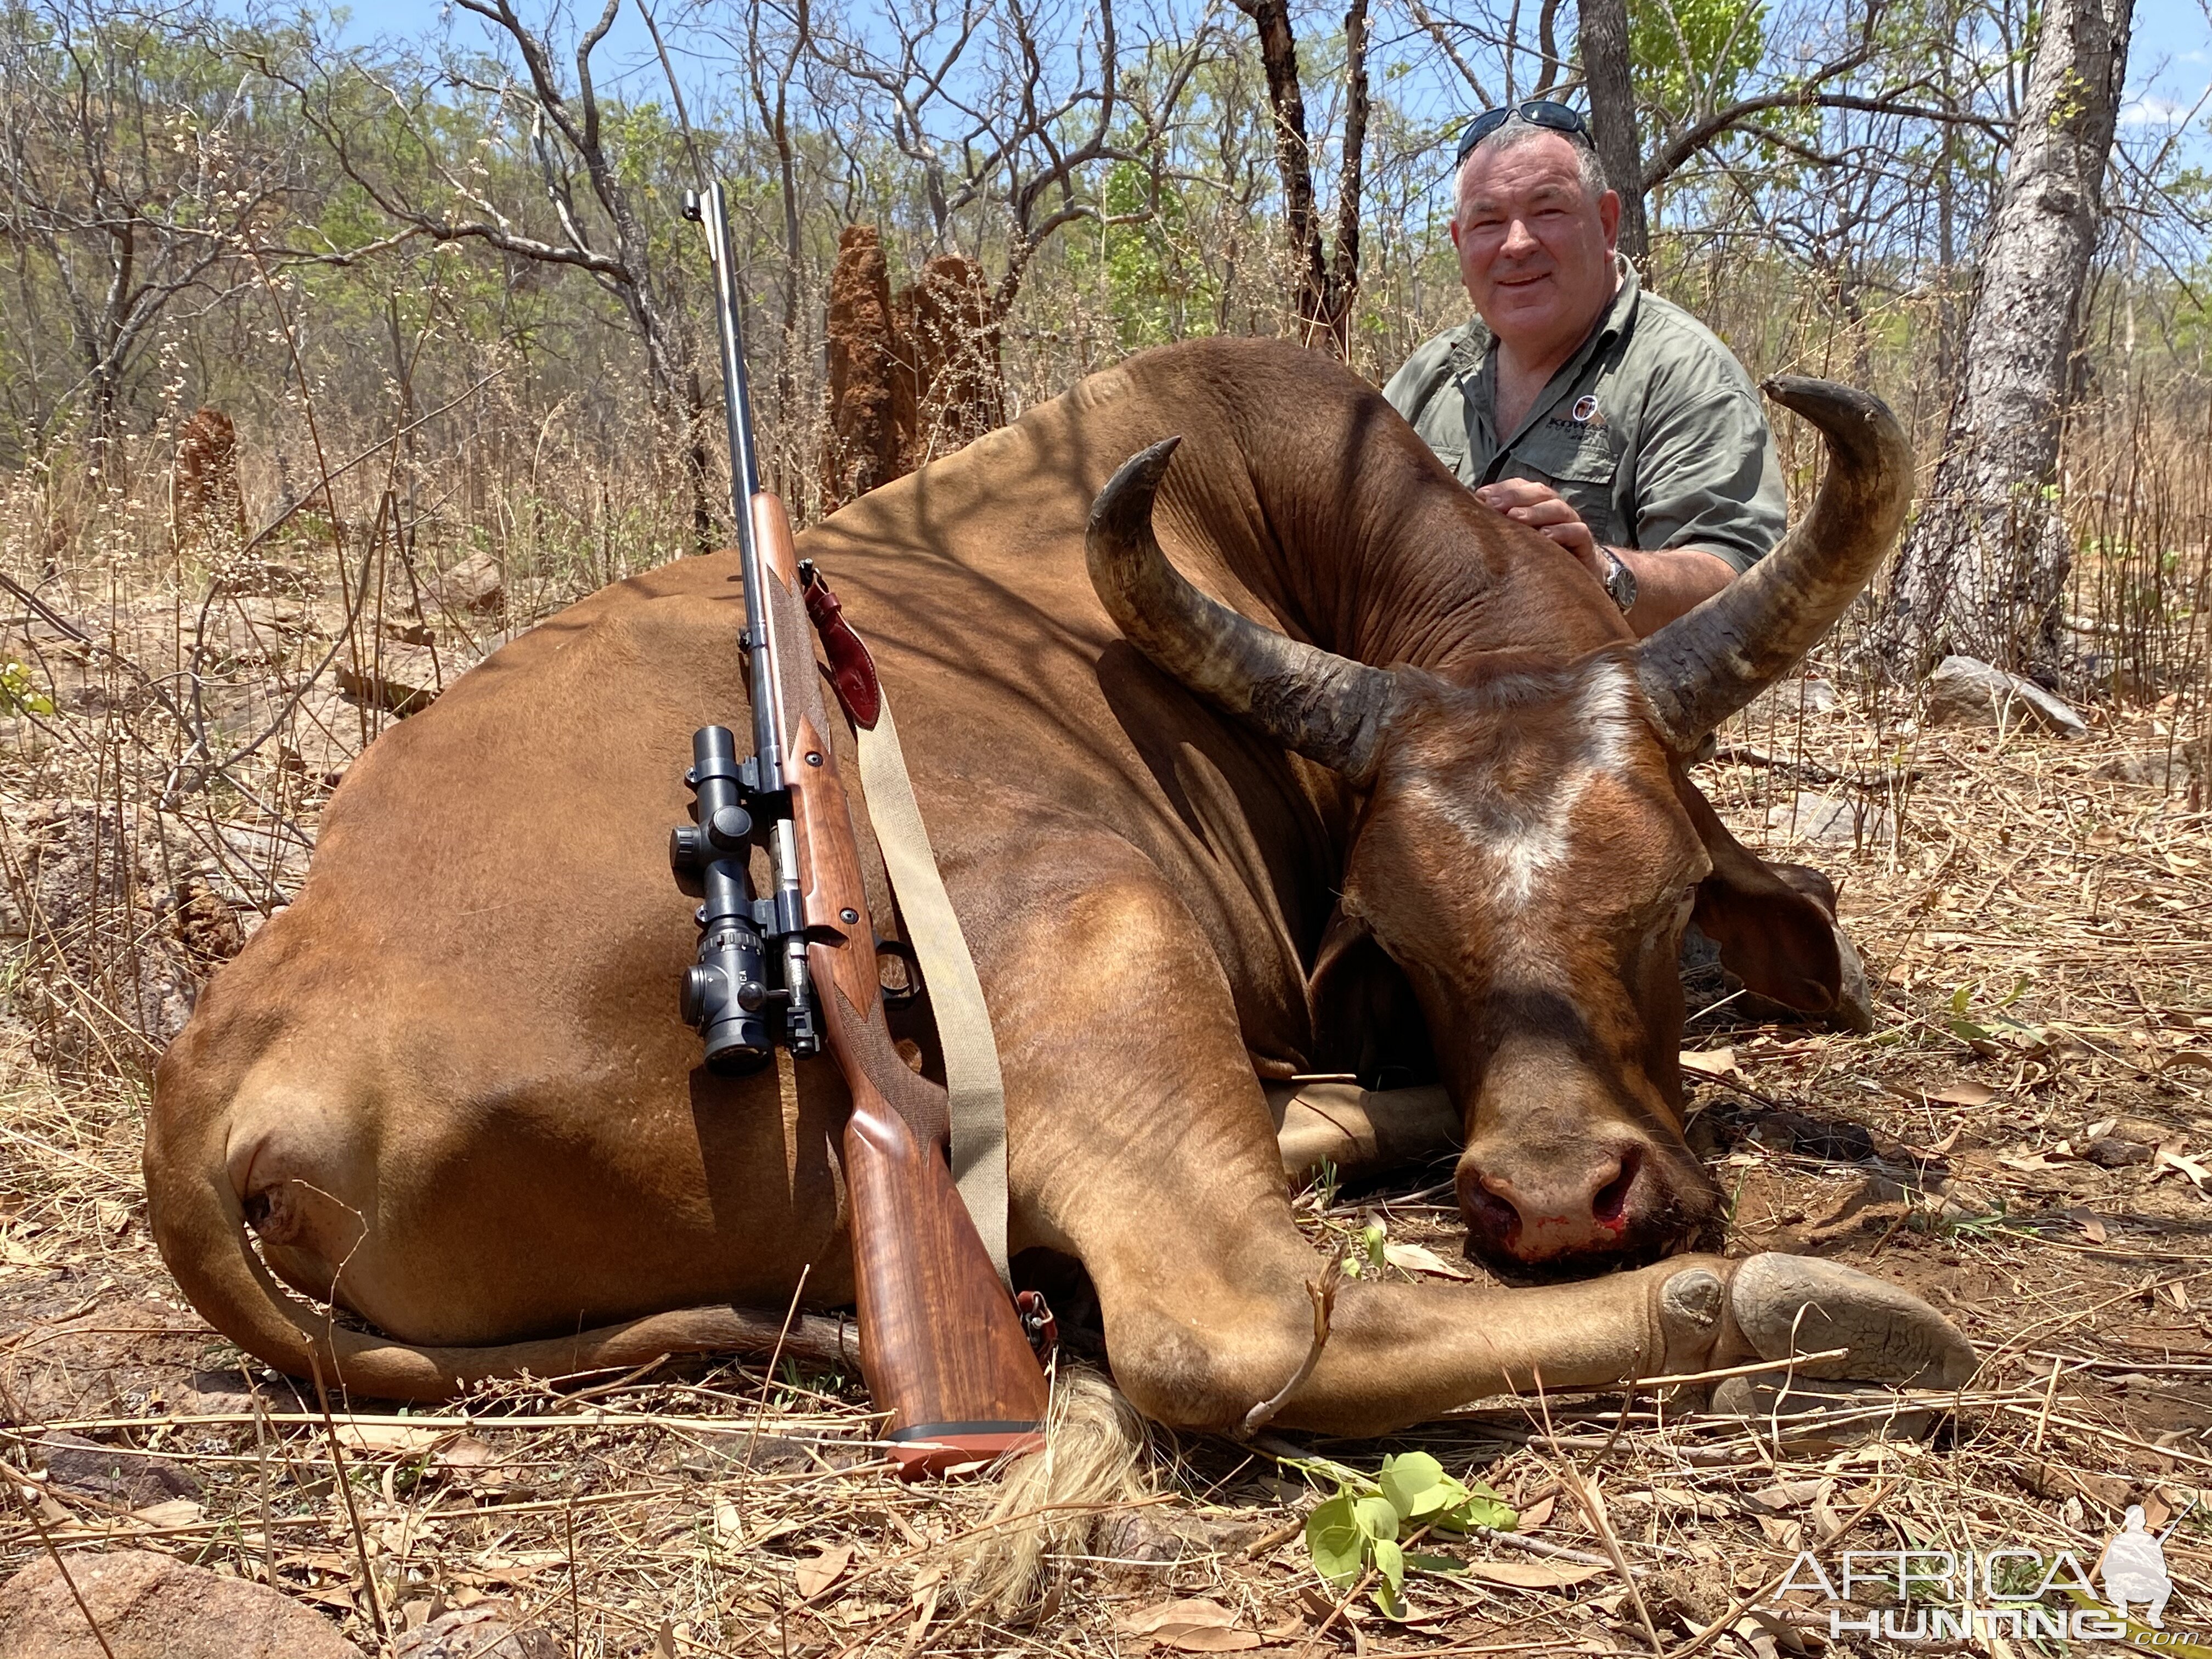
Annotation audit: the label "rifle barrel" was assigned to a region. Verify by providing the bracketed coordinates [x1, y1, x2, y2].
[697, 182, 783, 795]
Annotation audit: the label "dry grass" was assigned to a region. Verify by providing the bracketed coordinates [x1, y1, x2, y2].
[2, 681, 2209, 1655]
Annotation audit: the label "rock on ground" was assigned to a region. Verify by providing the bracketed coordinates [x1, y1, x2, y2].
[32, 1432, 202, 1508]
[1925, 654, 2087, 736]
[0, 1550, 362, 1659]
[1765, 789, 1895, 846]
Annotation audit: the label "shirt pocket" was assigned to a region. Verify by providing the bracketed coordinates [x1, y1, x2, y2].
[1416, 430, 1469, 481]
[1513, 425, 1624, 543]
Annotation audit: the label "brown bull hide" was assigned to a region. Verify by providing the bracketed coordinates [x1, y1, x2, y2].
[146, 338, 1971, 1432]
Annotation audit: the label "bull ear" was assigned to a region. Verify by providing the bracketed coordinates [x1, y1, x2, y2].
[1676, 782, 1842, 1013]
[1306, 905, 1431, 1081]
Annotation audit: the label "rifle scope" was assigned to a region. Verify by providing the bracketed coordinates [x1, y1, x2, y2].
[670, 725, 773, 1073]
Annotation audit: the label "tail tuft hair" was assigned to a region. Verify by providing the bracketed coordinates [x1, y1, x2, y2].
[952, 1364, 1152, 1616]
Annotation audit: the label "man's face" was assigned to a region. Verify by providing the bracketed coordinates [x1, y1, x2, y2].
[1451, 133, 1622, 365]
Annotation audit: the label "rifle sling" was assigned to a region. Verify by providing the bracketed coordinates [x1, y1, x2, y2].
[850, 687, 1013, 1288]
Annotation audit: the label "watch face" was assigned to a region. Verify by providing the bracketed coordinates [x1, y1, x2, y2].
[1605, 552, 1637, 612]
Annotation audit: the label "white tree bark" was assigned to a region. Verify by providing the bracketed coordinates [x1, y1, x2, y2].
[1881, 0, 2134, 675]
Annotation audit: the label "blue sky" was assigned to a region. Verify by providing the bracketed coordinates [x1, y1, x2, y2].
[321, 0, 2210, 172]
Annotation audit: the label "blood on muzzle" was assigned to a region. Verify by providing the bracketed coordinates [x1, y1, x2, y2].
[1455, 1139, 1659, 1265]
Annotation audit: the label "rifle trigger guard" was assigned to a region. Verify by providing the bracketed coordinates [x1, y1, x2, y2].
[1015, 1290, 1058, 1365]
[873, 937, 923, 1007]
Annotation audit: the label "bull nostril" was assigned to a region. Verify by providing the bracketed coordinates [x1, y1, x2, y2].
[1458, 1173, 1520, 1242]
[1590, 1150, 1639, 1227]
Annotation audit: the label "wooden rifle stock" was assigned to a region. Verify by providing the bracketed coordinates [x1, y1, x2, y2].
[749, 493, 1048, 1478]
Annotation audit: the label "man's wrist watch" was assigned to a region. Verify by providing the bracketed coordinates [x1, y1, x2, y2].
[1599, 547, 1638, 614]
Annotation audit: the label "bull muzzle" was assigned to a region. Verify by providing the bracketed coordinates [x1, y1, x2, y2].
[1455, 1131, 1718, 1271]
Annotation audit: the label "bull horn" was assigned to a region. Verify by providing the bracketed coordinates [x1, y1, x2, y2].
[1087, 437, 1397, 782]
[1635, 377, 1913, 752]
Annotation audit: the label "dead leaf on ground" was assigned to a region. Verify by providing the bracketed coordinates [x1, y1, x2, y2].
[1153, 1629, 1263, 1653]
[1928, 1080, 1996, 1107]
[1382, 1241, 1475, 1280]
[1756, 1515, 1803, 1549]
[1680, 1047, 1738, 1079]
[1745, 1479, 1825, 1514]
[131, 1497, 204, 1527]
[336, 1422, 445, 1457]
[2154, 1147, 2211, 1189]
[1119, 1599, 1237, 1634]
[1517, 1494, 1555, 1531]
[1460, 1559, 1609, 1590]
[1117, 1601, 1262, 1651]
[2069, 1209, 2109, 1243]
[794, 1542, 854, 1599]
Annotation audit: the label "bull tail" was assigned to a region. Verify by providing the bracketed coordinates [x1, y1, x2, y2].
[143, 1119, 853, 1405]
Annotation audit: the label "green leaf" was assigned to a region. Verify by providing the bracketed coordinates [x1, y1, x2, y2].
[1306, 1492, 1367, 1588]
[1353, 1494, 1400, 1542]
[1436, 1479, 1517, 1534]
[1949, 983, 1973, 1016]
[1406, 1552, 1466, 1575]
[1371, 1535, 1406, 1594]
[1378, 1452, 1455, 1520]
[1360, 1222, 1387, 1272]
[0, 662, 50, 716]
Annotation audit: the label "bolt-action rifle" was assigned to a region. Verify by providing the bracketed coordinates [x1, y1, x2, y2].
[673, 182, 1047, 1477]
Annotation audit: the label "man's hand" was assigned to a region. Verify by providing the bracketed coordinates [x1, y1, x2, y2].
[1473, 478, 1603, 576]
[1471, 477, 1737, 635]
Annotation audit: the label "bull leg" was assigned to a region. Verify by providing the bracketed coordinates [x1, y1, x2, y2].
[1265, 1081, 1458, 1186]
[985, 864, 1972, 1439]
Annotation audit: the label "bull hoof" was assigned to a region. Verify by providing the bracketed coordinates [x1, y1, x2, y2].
[1714, 1254, 1976, 1424]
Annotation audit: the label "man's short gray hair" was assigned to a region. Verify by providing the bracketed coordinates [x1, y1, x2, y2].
[1457, 112, 1610, 204]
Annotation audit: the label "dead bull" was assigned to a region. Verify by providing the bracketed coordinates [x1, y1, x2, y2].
[145, 338, 1973, 1436]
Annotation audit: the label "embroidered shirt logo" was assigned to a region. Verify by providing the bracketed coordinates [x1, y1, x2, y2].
[1571, 394, 1603, 425]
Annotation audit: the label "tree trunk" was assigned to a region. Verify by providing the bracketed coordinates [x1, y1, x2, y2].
[1579, 0, 1648, 266]
[1234, 0, 1324, 338]
[1880, 0, 2135, 676]
[1233, 0, 1369, 354]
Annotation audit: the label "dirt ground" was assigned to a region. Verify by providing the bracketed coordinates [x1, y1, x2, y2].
[2, 680, 2209, 1657]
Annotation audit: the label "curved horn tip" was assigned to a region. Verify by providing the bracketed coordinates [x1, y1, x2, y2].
[1088, 435, 1184, 538]
[1761, 371, 1890, 419]
[1760, 375, 1910, 476]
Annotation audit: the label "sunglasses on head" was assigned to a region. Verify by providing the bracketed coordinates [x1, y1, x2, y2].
[1453, 100, 1593, 167]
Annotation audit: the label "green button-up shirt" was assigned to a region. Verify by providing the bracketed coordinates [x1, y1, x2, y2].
[1381, 257, 1786, 573]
